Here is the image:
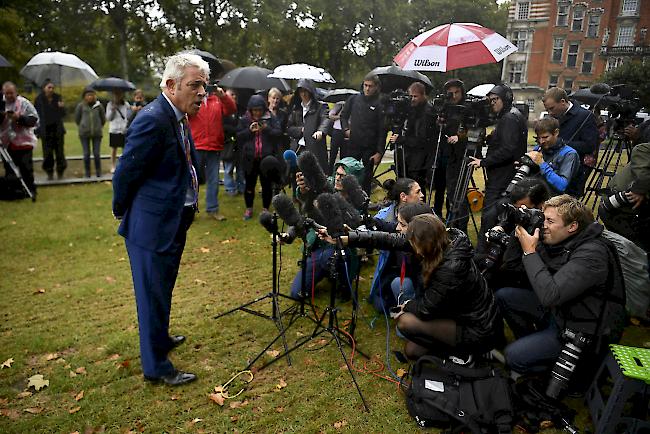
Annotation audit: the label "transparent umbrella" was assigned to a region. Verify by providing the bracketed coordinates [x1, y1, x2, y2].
[20, 51, 98, 87]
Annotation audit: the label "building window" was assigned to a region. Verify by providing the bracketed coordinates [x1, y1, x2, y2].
[586, 14, 600, 38]
[552, 38, 564, 62]
[549, 74, 559, 88]
[606, 57, 624, 72]
[526, 98, 535, 112]
[513, 30, 527, 50]
[572, 7, 585, 31]
[621, 0, 639, 16]
[509, 62, 525, 83]
[567, 42, 579, 67]
[517, 2, 530, 20]
[557, 4, 569, 26]
[616, 25, 635, 46]
[581, 51, 594, 73]
[564, 78, 574, 92]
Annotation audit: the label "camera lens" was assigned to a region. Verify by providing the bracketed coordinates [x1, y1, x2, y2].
[546, 330, 591, 400]
[600, 190, 632, 212]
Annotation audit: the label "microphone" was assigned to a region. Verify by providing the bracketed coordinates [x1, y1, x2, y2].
[315, 193, 345, 237]
[590, 83, 611, 95]
[335, 193, 362, 229]
[260, 155, 285, 186]
[271, 193, 302, 227]
[340, 174, 368, 211]
[258, 210, 277, 234]
[297, 151, 333, 195]
[283, 149, 298, 170]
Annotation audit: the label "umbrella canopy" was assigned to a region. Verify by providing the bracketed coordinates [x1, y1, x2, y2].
[321, 88, 359, 103]
[0, 54, 11, 68]
[570, 88, 620, 108]
[467, 83, 495, 97]
[184, 49, 224, 78]
[368, 65, 433, 93]
[394, 22, 517, 72]
[20, 51, 98, 87]
[91, 77, 136, 92]
[268, 63, 336, 84]
[219, 66, 290, 92]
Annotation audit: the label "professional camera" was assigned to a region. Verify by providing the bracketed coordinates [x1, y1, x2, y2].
[606, 85, 642, 138]
[546, 329, 592, 400]
[384, 89, 411, 131]
[433, 94, 493, 129]
[484, 228, 512, 270]
[505, 154, 540, 196]
[600, 189, 633, 211]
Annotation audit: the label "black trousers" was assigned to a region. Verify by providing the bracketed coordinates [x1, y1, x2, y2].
[42, 127, 67, 176]
[3, 148, 35, 195]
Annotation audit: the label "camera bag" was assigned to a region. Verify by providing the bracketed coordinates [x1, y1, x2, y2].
[405, 355, 513, 434]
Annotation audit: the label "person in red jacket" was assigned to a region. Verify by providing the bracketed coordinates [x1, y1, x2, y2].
[188, 85, 237, 221]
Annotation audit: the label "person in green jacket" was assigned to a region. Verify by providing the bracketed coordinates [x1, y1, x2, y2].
[75, 87, 106, 177]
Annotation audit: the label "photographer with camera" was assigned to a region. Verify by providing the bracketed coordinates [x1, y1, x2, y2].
[543, 87, 599, 197]
[468, 84, 528, 256]
[388, 82, 437, 202]
[599, 142, 650, 254]
[496, 195, 626, 396]
[527, 117, 581, 196]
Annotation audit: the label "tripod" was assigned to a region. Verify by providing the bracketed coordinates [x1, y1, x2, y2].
[582, 132, 633, 212]
[446, 127, 485, 237]
[0, 146, 35, 201]
[373, 121, 407, 183]
[259, 238, 370, 411]
[426, 118, 446, 207]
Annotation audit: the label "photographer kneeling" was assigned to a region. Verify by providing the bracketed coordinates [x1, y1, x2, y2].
[496, 195, 626, 394]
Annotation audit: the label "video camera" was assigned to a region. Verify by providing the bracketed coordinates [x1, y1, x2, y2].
[433, 93, 493, 129]
[384, 89, 412, 131]
[587, 83, 642, 139]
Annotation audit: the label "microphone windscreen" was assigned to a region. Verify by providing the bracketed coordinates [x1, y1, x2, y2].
[260, 155, 283, 185]
[315, 193, 345, 236]
[297, 151, 332, 194]
[589, 83, 611, 95]
[271, 193, 302, 227]
[335, 193, 362, 229]
[340, 174, 367, 210]
[283, 149, 298, 169]
[258, 210, 276, 234]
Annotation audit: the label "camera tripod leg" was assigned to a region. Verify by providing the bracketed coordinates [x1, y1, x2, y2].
[0, 147, 35, 201]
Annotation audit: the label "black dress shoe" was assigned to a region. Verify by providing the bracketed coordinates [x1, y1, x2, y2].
[144, 370, 197, 386]
[170, 335, 186, 347]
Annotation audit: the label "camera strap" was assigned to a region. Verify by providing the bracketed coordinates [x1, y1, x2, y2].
[564, 108, 597, 154]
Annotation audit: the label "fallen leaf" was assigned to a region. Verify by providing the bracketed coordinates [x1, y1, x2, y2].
[396, 368, 408, 378]
[170, 395, 179, 401]
[194, 279, 207, 285]
[208, 393, 225, 406]
[118, 257, 126, 262]
[46, 353, 59, 361]
[0, 408, 20, 420]
[23, 407, 43, 414]
[28, 267, 35, 272]
[33, 288, 46, 295]
[333, 419, 348, 429]
[221, 239, 230, 244]
[275, 378, 287, 390]
[118, 360, 130, 369]
[105, 276, 116, 284]
[0, 398, 7, 405]
[230, 415, 239, 422]
[16, 391, 32, 399]
[107, 354, 120, 361]
[630, 317, 641, 326]
[27, 374, 49, 391]
[69, 371, 77, 378]
[69, 406, 81, 414]
[75, 366, 87, 375]
[266, 350, 280, 358]
[276, 406, 284, 413]
[229, 400, 248, 409]
[75, 390, 84, 401]
[1, 358, 13, 369]
[200, 247, 210, 253]
[190, 418, 202, 425]
[213, 385, 225, 393]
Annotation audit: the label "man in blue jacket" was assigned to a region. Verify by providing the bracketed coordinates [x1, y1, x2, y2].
[527, 117, 581, 196]
[112, 53, 209, 386]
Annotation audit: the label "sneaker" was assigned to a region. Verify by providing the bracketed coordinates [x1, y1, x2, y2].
[243, 208, 253, 220]
[208, 212, 226, 221]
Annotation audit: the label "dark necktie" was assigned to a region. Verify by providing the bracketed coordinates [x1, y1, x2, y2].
[180, 117, 199, 206]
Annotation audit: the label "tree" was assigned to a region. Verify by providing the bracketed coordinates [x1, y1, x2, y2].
[601, 60, 650, 111]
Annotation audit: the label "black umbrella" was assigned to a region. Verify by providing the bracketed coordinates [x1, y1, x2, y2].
[0, 54, 11, 68]
[185, 49, 224, 78]
[321, 88, 360, 103]
[91, 77, 136, 92]
[369, 65, 433, 93]
[570, 88, 620, 108]
[219, 66, 290, 92]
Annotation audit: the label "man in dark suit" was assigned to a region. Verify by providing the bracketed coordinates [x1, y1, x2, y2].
[543, 87, 599, 197]
[112, 53, 209, 386]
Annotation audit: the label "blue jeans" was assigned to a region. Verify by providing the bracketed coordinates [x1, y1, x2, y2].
[496, 286, 563, 373]
[290, 247, 351, 298]
[80, 136, 102, 177]
[198, 150, 221, 213]
[391, 277, 415, 305]
[223, 159, 244, 194]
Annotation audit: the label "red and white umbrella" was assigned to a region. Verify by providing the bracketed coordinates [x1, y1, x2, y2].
[394, 22, 517, 72]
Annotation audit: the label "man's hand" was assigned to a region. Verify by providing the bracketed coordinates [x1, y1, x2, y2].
[214, 86, 226, 98]
[626, 191, 646, 209]
[370, 152, 382, 165]
[468, 156, 482, 169]
[447, 135, 459, 144]
[526, 150, 544, 165]
[344, 129, 350, 138]
[389, 133, 399, 144]
[249, 122, 260, 132]
[624, 124, 640, 142]
[296, 171, 308, 194]
[312, 130, 323, 140]
[515, 225, 539, 254]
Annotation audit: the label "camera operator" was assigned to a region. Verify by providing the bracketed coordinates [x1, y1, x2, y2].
[543, 87, 599, 197]
[468, 83, 528, 256]
[623, 119, 650, 146]
[599, 142, 650, 253]
[496, 195, 626, 392]
[388, 82, 437, 204]
[527, 117, 581, 196]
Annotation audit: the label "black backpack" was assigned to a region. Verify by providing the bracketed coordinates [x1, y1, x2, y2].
[405, 355, 513, 434]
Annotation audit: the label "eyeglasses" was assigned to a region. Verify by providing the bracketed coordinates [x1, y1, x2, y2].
[489, 97, 500, 104]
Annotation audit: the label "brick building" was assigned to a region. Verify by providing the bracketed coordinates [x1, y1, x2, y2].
[502, 0, 650, 118]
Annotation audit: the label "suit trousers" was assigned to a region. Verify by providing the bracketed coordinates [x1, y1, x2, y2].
[125, 206, 194, 377]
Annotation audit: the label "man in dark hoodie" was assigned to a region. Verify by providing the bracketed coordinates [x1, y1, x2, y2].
[496, 195, 626, 383]
[340, 73, 386, 194]
[287, 78, 331, 172]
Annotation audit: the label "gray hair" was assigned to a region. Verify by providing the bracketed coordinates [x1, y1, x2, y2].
[159, 53, 210, 90]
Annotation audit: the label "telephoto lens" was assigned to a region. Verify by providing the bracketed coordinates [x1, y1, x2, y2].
[505, 154, 540, 196]
[600, 190, 633, 212]
[545, 329, 592, 400]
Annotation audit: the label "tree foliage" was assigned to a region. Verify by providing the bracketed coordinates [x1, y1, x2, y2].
[1, 0, 508, 91]
[601, 60, 650, 110]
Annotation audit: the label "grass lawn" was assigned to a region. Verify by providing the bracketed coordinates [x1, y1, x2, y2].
[0, 124, 645, 433]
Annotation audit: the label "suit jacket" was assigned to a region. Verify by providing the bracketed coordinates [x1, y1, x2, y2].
[558, 103, 598, 158]
[112, 94, 199, 252]
[287, 99, 331, 170]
